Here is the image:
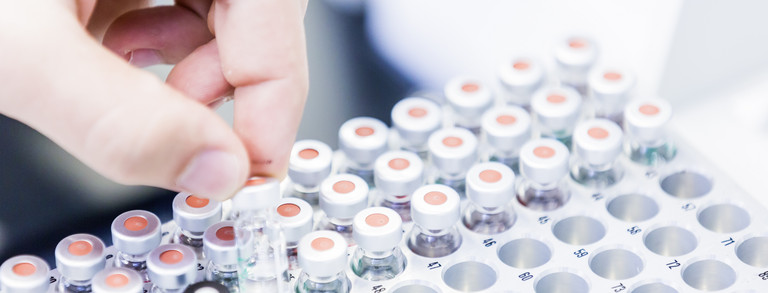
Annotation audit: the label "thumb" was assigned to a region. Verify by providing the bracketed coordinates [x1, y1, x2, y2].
[0, 10, 249, 201]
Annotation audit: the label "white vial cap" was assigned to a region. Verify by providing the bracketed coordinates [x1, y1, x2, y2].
[297, 231, 348, 278]
[498, 56, 545, 99]
[288, 139, 333, 187]
[273, 197, 314, 244]
[573, 119, 623, 166]
[353, 207, 403, 252]
[92, 267, 144, 293]
[172, 192, 222, 233]
[391, 97, 443, 148]
[520, 139, 570, 186]
[481, 106, 532, 153]
[554, 36, 598, 71]
[531, 86, 583, 131]
[55, 234, 106, 282]
[374, 150, 424, 202]
[146, 244, 197, 290]
[466, 162, 516, 208]
[338, 117, 389, 166]
[231, 177, 281, 212]
[411, 184, 461, 230]
[428, 128, 478, 175]
[444, 77, 494, 128]
[203, 221, 237, 266]
[319, 174, 369, 219]
[0, 255, 50, 293]
[624, 98, 672, 144]
[111, 210, 162, 256]
[589, 67, 636, 101]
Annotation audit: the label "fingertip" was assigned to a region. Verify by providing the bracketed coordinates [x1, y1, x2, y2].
[176, 148, 249, 201]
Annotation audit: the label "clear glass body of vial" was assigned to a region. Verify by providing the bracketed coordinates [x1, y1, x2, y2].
[623, 98, 676, 166]
[350, 248, 406, 281]
[295, 272, 351, 293]
[407, 225, 462, 258]
[205, 263, 238, 292]
[236, 215, 291, 293]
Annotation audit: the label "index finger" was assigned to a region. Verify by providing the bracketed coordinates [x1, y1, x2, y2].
[211, 0, 309, 178]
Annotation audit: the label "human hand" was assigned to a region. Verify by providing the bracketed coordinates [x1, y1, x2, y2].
[0, 0, 309, 201]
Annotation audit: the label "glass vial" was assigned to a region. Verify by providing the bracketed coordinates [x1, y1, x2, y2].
[233, 177, 290, 293]
[480, 105, 532, 173]
[91, 267, 144, 293]
[554, 36, 598, 95]
[463, 162, 517, 234]
[373, 150, 425, 222]
[623, 98, 676, 166]
[444, 77, 494, 134]
[273, 197, 314, 271]
[588, 67, 636, 125]
[111, 210, 162, 281]
[172, 193, 222, 259]
[55, 234, 107, 292]
[316, 174, 369, 246]
[407, 184, 462, 258]
[498, 56, 545, 108]
[0, 255, 51, 292]
[146, 244, 197, 293]
[571, 119, 624, 188]
[531, 86, 583, 148]
[427, 127, 478, 197]
[517, 139, 571, 211]
[287, 139, 333, 206]
[203, 221, 239, 292]
[390, 97, 443, 158]
[351, 207, 406, 281]
[295, 231, 351, 293]
[338, 117, 389, 186]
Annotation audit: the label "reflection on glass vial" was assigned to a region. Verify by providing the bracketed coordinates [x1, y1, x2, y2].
[171, 193, 222, 259]
[338, 117, 390, 186]
[481, 106, 532, 174]
[444, 77, 494, 134]
[316, 174, 369, 245]
[146, 244, 197, 293]
[391, 97, 443, 158]
[273, 197, 314, 271]
[92, 267, 143, 293]
[351, 207, 407, 281]
[463, 162, 516, 234]
[373, 150, 425, 222]
[588, 67, 636, 125]
[498, 56, 545, 107]
[623, 98, 676, 166]
[296, 231, 351, 293]
[517, 139, 571, 211]
[55, 234, 107, 292]
[0, 255, 51, 293]
[111, 210, 162, 281]
[531, 86, 583, 149]
[287, 139, 334, 206]
[203, 221, 239, 292]
[408, 184, 462, 258]
[554, 36, 598, 94]
[427, 128, 478, 198]
[571, 119, 624, 188]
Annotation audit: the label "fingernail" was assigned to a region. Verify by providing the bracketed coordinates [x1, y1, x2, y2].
[177, 150, 243, 200]
[127, 49, 163, 68]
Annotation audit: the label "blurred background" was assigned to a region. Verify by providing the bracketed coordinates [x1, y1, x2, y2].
[3, 0, 768, 265]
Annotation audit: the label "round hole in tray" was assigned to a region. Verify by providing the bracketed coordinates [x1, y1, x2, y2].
[552, 216, 606, 245]
[535, 271, 589, 293]
[589, 248, 644, 280]
[660, 171, 712, 198]
[498, 238, 551, 269]
[644, 226, 697, 256]
[736, 236, 768, 268]
[391, 282, 440, 293]
[682, 259, 736, 291]
[631, 282, 677, 293]
[607, 194, 659, 222]
[442, 261, 496, 292]
[697, 204, 750, 233]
